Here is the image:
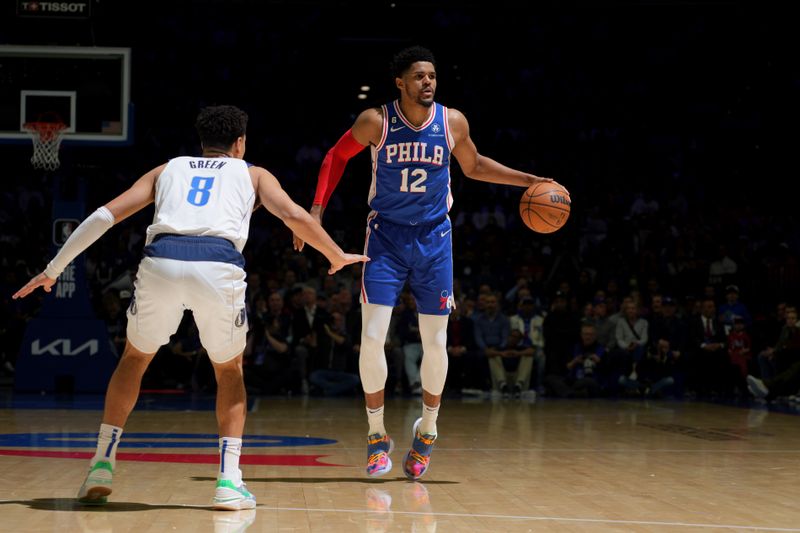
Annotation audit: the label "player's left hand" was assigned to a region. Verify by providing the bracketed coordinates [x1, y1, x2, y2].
[328, 253, 370, 275]
[294, 205, 325, 252]
[12, 272, 57, 299]
[292, 233, 304, 252]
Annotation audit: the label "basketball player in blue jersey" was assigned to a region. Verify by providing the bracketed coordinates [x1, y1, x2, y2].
[294, 46, 559, 479]
[13, 105, 369, 509]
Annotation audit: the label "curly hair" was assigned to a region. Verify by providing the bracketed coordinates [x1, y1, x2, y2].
[195, 105, 248, 149]
[390, 45, 436, 79]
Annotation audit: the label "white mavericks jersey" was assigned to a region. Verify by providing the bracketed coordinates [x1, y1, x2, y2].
[146, 156, 256, 252]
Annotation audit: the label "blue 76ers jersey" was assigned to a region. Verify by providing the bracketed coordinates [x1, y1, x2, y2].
[368, 100, 453, 226]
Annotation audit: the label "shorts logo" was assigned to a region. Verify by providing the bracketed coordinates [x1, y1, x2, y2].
[128, 294, 137, 316]
[439, 290, 454, 310]
[234, 308, 246, 328]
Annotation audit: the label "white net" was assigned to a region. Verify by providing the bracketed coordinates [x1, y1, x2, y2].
[23, 122, 66, 171]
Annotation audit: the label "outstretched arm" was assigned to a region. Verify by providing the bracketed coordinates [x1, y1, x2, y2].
[448, 108, 562, 190]
[13, 164, 162, 300]
[311, 129, 367, 212]
[251, 166, 369, 274]
[293, 107, 382, 251]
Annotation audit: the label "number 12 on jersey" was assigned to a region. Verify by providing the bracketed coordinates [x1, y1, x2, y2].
[187, 176, 215, 206]
[399, 168, 427, 193]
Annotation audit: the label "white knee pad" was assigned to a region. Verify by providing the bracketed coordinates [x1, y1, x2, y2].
[419, 313, 449, 396]
[359, 303, 393, 394]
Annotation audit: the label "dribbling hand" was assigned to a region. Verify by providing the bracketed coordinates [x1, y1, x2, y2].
[537, 176, 571, 196]
[12, 272, 57, 300]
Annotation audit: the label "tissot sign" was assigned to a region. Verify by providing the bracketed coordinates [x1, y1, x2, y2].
[16, 1, 91, 18]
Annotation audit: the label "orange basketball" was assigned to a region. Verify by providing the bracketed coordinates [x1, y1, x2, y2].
[519, 182, 571, 233]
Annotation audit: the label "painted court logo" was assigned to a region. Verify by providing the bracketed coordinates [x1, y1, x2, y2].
[0, 432, 344, 466]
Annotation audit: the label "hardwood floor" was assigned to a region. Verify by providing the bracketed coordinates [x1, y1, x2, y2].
[1, 395, 798, 532]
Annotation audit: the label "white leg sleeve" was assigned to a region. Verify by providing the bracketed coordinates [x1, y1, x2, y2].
[419, 313, 449, 396]
[45, 206, 115, 279]
[359, 303, 393, 394]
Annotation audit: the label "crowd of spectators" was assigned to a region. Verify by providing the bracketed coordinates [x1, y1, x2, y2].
[1, 3, 799, 403]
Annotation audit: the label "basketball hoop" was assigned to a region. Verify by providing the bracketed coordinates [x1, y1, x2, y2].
[23, 121, 67, 171]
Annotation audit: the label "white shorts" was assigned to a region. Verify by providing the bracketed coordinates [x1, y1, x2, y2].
[126, 256, 248, 363]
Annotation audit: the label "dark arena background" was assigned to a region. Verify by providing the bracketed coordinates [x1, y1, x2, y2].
[1, 2, 799, 532]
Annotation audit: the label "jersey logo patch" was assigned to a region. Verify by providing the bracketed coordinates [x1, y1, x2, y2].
[390, 125, 405, 132]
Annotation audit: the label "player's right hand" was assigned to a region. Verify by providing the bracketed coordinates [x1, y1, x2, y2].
[12, 272, 57, 299]
[328, 253, 370, 275]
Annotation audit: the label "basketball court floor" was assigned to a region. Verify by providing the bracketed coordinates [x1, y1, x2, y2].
[1, 394, 798, 532]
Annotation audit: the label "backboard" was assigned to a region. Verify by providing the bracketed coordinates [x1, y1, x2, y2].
[0, 45, 131, 144]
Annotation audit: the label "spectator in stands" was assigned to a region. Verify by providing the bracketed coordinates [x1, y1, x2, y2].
[542, 291, 579, 395]
[509, 297, 546, 395]
[489, 328, 537, 400]
[445, 302, 479, 395]
[727, 315, 752, 394]
[747, 360, 800, 404]
[309, 311, 360, 396]
[687, 297, 729, 398]
[613, 299, 649, 382]
[717, 285, 752, 335]
[592, 298, 615, 351]
[244, 291, 299, 395]
[473, 293, 511, 396]
[708, 245, 737, 290]
[637, 339, 679, 398]
[757, 305, 800, 380]
[291, 286, 331, 395]
[648, 296, 688, 359]
[752, 301, 787, 365]
[547, 323, 604, 398]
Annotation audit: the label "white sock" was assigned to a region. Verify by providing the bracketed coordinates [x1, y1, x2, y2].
[219, 437, 242, 483]
[92, 423, 123, 468]
[419, 403, 439, 436]
[366, 405, 386, 436]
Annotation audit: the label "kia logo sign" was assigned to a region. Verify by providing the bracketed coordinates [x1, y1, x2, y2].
[31, 339, 99, 356]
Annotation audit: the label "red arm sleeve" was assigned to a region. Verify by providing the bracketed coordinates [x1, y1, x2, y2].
[312, 129, 367, 207]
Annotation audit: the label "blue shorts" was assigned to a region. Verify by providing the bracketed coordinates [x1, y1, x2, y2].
[360, 214, 453, 315]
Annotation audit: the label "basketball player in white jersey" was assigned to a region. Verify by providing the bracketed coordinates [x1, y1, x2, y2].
[13, 105, 369, 510]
